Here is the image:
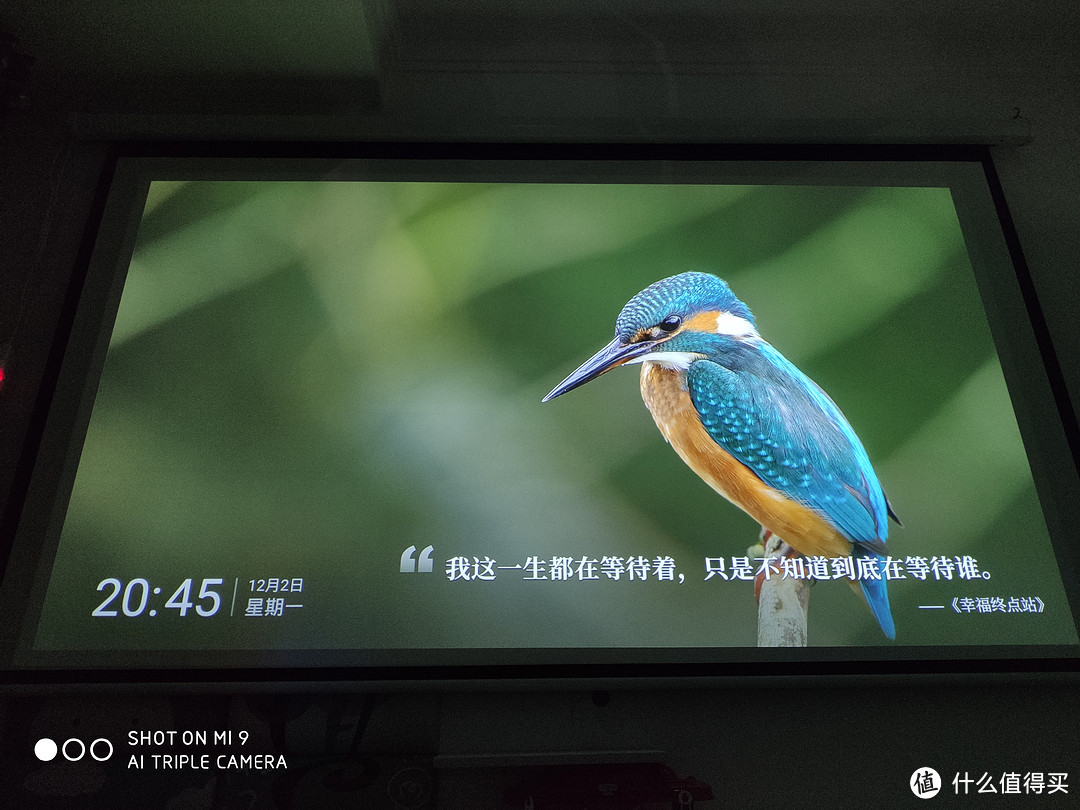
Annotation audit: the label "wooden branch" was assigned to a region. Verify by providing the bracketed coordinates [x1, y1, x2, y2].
[756, 534, 809, 647]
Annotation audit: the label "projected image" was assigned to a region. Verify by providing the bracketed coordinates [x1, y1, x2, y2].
[30, 177, 1079, 657]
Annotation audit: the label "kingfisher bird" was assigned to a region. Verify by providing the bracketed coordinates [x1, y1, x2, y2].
[543, 271, 898, 639]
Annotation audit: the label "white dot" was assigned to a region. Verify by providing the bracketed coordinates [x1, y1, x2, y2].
[34, 738, 57, 761]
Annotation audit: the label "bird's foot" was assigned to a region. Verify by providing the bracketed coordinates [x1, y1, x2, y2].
[754, 532, 799, 602]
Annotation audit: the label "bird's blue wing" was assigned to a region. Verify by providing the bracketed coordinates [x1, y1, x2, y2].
[686, 341, 890, 547]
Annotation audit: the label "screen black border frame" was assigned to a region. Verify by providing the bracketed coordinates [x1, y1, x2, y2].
[2, 141, 1078, 690]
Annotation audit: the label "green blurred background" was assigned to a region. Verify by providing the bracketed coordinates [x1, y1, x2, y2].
[33, 178, 1079, 652]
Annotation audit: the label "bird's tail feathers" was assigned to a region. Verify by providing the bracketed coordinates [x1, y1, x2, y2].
[858, 569, 896, 640]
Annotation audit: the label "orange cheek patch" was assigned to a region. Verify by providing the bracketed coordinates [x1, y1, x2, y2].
[684, 311, 724, 333]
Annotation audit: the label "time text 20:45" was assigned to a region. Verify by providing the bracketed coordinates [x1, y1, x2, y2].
[91, 578, 226, 618]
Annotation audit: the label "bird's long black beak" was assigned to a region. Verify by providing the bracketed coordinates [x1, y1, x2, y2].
[542, 336, 655, 402]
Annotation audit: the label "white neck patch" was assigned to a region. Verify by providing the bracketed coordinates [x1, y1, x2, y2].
[629, 351, 701, 371]
[714, 311, 758, 338]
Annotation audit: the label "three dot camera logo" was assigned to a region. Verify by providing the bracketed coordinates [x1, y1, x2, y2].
[35, 737, 114, 763]
[911, 767, 942, 799]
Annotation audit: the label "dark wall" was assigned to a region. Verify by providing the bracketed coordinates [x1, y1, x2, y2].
[0, 138, 107, 526]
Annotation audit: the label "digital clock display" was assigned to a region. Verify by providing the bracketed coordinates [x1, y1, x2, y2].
[91, 578, 226, 618]
[86, 577, 306, 621]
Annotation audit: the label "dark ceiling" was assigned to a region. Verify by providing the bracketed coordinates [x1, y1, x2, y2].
[2, 1, 1078, 141]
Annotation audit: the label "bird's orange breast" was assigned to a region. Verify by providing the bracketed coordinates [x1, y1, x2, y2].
[639, 362, 853, 559]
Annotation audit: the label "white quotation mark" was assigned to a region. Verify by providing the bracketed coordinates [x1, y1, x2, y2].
[911, 767, 942, 798]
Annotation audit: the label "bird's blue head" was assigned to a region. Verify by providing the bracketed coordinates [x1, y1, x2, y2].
[543, 272, 758, 401]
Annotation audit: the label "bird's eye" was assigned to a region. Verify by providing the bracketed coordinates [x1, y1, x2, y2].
[658, 315, 682, 333]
